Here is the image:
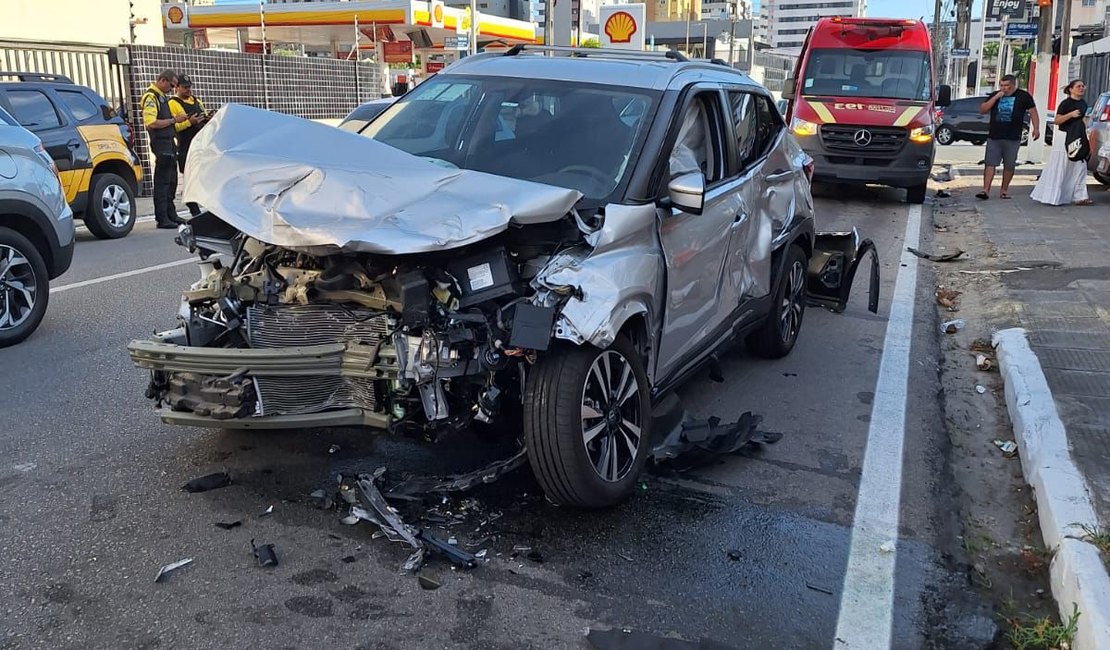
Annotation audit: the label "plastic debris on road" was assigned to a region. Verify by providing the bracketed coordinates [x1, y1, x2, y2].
[879, 540, 896, 554]
[182, 472, 231, 493]
[976, 385, 987, 394]
[993, 440, 1018, 457]
[975, 354, 994, 371]
[907, 247, 966, 262]
[259, 505, 274, 517]
[154, 558, 193, 583]
[941, 319, 965, 334]
[251, 539, 279, 567]
[418, 574, 441, 590]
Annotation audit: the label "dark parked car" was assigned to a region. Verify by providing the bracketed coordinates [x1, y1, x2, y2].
[337, 97, 394, 132]
[0, 72, 143, 239]
[935, 95, 1052, 146]
[1086, 91, 1110, 185]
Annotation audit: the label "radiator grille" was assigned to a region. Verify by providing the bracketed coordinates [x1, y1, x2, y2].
[245, 305, 388, 416]
[820, 125, 907, 154]
[246, 304, 392, 348]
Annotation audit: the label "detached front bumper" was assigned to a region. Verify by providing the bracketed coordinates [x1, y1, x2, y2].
[128, 339, 399, 429]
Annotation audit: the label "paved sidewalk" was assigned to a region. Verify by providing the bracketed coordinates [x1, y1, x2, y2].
[955, 167, 1110, 648]
[970, 176, 1110, 527]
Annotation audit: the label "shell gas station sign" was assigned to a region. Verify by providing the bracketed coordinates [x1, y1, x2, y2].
[599, 4, 644, 51]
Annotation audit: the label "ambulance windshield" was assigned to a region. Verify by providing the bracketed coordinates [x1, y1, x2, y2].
[801, 49, 932, 101]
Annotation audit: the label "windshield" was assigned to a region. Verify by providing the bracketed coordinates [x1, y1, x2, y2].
[802, 49, 932, 101]
[361, 76, 657, 202]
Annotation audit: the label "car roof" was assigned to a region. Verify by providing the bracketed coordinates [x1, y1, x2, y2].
[443, 48, 766, 93]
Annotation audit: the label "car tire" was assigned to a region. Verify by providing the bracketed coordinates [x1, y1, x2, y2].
[936, 125, 955, 145]
[971, 139, 985, 146]
[1095, 171, 1110, 186]
[524, 336, 651, 508]
[748, 245, 807, 360]
[906, 183, 927, 204]
[0, 226, 50, 348]
[84, 172, 136, 239]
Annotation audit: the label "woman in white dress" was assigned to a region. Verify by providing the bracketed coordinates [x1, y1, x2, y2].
[1032, 80, 1094, 206]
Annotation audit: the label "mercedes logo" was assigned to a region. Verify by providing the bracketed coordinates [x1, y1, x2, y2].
[853, 129, 873, 146]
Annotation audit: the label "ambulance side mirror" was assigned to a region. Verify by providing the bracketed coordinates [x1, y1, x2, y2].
[782, 76, 796, 101]
[937, 85, 952, 107]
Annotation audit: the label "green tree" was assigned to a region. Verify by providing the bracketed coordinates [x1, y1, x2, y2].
[983, 41, 999, 61]
[581, 38, 601, 48]
[1013, 46, 1032, 82]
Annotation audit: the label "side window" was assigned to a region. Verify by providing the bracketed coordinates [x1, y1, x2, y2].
[669, 95, 723, 184]
[57, 90, 101, 122]
[729, 92, 781, 172]
[7, 89, 62, 131]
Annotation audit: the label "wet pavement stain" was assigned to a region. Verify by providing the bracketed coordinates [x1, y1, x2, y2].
[290, 569, 338, 586]
[284, 595, 334, 618]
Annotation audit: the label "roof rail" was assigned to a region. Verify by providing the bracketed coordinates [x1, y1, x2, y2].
[0, 71, 74, 84]
[504, 44, 688, 62]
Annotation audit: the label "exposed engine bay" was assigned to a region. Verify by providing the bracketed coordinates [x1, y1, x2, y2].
[130, 211, 593, 440]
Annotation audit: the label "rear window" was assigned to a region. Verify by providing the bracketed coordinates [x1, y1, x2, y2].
[7, 89, 62, 130]
[57, 89, 101, 122]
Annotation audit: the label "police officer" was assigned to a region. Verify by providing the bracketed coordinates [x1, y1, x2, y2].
[142, 70, 188, 229]
[168, 74, 208, 217]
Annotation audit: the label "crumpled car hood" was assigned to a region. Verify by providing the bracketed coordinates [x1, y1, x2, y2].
[183, 104, 583, 255]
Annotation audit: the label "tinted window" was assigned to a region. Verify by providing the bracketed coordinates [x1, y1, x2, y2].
[57, 89, 101, 122]
[7, 89, 62, 130]
[0, 105, 16, 126]
[802, 49, 931, 100]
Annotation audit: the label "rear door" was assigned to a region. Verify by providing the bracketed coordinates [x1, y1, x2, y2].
[655, 88, 742, 381]
[1, 87, 83, 203]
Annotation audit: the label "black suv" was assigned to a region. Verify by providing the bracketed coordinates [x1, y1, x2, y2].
[936, 95, 1052, 146]
[0, 72, 143, 239]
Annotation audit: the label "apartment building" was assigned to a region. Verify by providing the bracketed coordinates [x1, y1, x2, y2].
[757, 0, 866, 49]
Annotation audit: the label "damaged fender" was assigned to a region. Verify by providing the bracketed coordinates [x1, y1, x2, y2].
[807, 229, 880, 314]
[535, 204, 664, 360]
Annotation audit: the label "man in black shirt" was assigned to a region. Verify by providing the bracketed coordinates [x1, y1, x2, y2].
[978, 75, 1039, 200]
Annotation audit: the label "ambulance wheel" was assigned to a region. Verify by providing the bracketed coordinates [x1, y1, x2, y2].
[85, 173, 136, 239]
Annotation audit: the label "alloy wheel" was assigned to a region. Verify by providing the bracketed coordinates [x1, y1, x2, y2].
[101, 183, 132, 228]
[0, 244, 37, 330]
[580, 350, 643, 483]
[779, 259, 805, 344]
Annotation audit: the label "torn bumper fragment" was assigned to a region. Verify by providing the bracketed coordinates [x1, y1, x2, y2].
[807, 229, 880, 314]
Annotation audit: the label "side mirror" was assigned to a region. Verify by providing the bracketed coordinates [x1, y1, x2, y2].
[937, 84, 952, 107]
[668, 172, 705, 215]
[782, 76, 797, 101]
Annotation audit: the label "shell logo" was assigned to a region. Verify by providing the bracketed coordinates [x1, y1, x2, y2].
[604, 11, 637, 44]
[433, 4, 443, 23]
[167, 5, 185, 25]
[461, 7, 472, 31]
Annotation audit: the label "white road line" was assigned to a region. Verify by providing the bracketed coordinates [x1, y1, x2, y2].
[50, 257, 198, 294]
[833, 203, 922, 649]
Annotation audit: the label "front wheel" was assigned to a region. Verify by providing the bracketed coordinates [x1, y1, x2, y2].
[906, 183, 927, 204]
[936, 125, 955, 145]
[0, 227, 50, 348]
[524, 336, 651, 508]
[748, 245, 807, 359]
[84, 173, 136, 239]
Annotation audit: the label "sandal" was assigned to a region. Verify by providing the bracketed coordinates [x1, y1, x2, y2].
[1000, 193, 1012, 199]
[976, 192, 989, 200]
[1075, 199, 1095, 205]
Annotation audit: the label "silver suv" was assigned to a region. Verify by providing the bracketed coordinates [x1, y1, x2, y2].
[129, 47, 877, 507]
[0, 105, 75, 347]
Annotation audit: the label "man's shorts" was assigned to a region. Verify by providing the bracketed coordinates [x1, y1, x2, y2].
[984, 139, 1021, 170]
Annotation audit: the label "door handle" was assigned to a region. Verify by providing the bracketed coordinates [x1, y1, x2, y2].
[733, 211, 747, 224]
[766, 169, 793, 184]
[66, 139, 81, 150]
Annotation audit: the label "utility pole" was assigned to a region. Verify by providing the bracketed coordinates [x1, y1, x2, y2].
[972, 0, 988, 94]
[1059, 0, 1074, 83]
[1027, 0, 1054, 163]
[544, 0, 553, 52]
[932, 0, 943, 78]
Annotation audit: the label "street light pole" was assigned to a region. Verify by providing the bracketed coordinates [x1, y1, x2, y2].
[1027, 0, 1054, 163]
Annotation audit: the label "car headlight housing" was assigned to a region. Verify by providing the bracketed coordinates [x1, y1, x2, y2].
[910, 124, 935, 143]
[791, 117, 819, 137]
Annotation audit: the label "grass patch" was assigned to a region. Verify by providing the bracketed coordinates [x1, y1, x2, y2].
[1077, 523, 1110, 555]
[1004, 603, 1080, 650]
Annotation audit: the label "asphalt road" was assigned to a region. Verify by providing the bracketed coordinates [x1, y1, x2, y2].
[0, 174, 996, 649]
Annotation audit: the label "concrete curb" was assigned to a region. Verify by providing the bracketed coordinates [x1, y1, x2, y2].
[993, 328, 1110, 650]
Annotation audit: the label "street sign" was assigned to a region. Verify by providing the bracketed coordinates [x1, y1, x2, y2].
[988, 0, 1028, 18]
[1005, 22, 1038, 38]
[445, 35, 468, 50]
[951, 48, 971, 58]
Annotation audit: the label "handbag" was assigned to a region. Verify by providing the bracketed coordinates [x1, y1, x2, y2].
[1064, 119, 1090, 162]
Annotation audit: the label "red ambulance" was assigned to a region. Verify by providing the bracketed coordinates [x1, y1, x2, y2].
[783, 17, 951, 204]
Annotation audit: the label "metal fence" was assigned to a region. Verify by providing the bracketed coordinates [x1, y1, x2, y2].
[1081, 53, 1110, 107]
[127, 45, 383, 194]
[0, 41, 126, 107]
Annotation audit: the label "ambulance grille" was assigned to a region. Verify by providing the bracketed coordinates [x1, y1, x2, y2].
[821, 125, 907, 154]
